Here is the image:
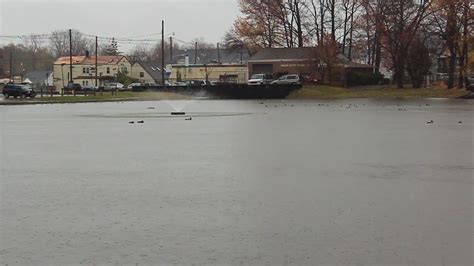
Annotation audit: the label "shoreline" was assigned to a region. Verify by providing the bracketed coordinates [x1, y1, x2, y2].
[0, 86, 471, 105]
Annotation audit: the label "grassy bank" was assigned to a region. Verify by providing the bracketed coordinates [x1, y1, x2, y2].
[1, 85, 470, 105]
[288, 85, 469, 99]
[0, 91, 191, 105]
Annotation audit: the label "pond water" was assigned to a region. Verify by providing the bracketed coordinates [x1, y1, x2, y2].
[1, 99, 473, 265]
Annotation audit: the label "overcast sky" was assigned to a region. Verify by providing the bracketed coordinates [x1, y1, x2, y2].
[0, 0, 240, 52]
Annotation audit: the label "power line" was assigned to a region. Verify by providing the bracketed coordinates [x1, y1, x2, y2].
[0, 31, 210, 55]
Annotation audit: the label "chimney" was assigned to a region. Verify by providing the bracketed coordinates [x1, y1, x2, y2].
[85, 50, 90, 58]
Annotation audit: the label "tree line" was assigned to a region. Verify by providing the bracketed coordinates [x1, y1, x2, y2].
[225, 0, 473, 88]
[0, 30, 222, 80]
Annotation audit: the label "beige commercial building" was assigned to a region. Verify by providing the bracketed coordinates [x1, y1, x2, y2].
[170, 64, 248, 84]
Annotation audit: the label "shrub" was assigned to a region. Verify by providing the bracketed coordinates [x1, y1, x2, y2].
[116, 72, 139, 86]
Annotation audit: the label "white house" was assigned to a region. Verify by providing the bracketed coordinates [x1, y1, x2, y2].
[53, 54, 132, 90]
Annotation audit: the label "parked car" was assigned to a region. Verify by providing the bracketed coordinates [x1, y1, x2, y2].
[143, 82, 158, 87]
[271, 74, 301, 85]
[301, 75, 320, 84]
[248, 74, 273, 85]
[467, 76, 474, 91]
[2, 84, 37, 98]
[186, 80, 207, 86]
[82, 85, 98, 91]
[127, 83, 142, 89]
[107, 82, 125, 90]
[173, 82, 187, 86]
[64, 83, 82, 91]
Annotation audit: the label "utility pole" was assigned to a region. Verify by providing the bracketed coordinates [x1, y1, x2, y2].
[69, 29, 75, 96]
[169, 36, 173, 63]
[217, 43, 221, 64]
[240, 43, 243, 65]
[9, 50, 12, 83]
[161, 20, 165, 86]
[69, 29, 73, 84]
[194, 42, 198, 65]
[95, 36, 98, 96]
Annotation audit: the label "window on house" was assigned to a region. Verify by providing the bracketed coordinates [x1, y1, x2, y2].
[83, 68, 86, 74]
[107, 67, 110, 74]
[140, 72, 145, 78]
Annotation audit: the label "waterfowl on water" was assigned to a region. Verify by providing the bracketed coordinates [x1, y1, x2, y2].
[137, 120, 145, 124]
[129, 121, 135, 124]
[427, 120, 434, 124]
[185, 117, 192, 121]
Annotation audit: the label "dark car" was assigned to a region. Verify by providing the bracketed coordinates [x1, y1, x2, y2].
[2, 84, 37, 98]
[467, 76, 474, 91]
[82, 85, 98, 92]
[63, 83, 82, 91]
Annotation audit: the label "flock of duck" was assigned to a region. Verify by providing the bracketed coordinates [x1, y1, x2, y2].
[258, 101, 464, 125]
[129, 107, 193, 124]
[127, 102, 464, 125]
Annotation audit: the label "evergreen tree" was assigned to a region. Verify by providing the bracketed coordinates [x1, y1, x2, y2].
[102, 38, 120, 56]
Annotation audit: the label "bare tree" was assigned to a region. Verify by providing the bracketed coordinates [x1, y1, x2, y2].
[380, 0, 431, 88]
[189, 39, 216, 82]
[129, 44, 154, 61]
[341, 0, 359, 58]
[406, 35, 432, 88]
[22, 34, 44, 70]
[457, 0, 473, 88]
[426, 0, 473, 88]
[49, 30, 94, 58]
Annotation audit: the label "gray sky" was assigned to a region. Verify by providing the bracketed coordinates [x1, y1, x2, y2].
[0, 0, 239, 52]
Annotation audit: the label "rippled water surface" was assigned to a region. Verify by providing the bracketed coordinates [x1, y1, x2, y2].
[1, 99, 473, 265]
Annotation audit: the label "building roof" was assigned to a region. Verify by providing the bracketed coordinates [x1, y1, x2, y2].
[172, 48, 250, 65]
[248, 47, 316, 61]
[249, 47, 373, 68]
[24, 71, 53, 83]
[54, 55, 126, 65]
[134, 61, 165, 82]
